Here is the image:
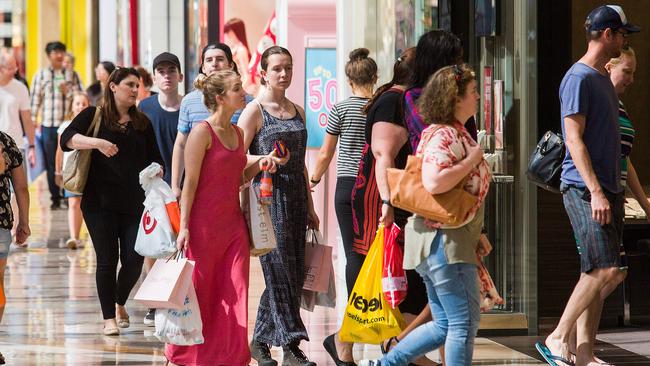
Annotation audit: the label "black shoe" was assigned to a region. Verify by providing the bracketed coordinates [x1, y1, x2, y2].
[323, 333, 357, 366]
[251, 340, 277, 366]
[143, 308, 155, 326]
[282, 341, 316, 366]
[50, 201, 61, 210]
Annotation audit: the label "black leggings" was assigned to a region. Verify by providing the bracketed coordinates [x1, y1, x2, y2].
[83, 209, 143, 319]
[335, 177, 366, 297]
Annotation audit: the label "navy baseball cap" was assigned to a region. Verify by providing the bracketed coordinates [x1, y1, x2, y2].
[586, 5, 641, 33]
[152, 52, 181, 73]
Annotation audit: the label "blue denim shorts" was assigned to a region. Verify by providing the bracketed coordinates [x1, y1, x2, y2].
[561, 183, 623, 273]
[0, 228, 11, 259]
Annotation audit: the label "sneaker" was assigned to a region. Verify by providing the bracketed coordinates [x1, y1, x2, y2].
[359, 361, 381, 366]
[66, 238, 78, 250]
[143, 309, 155, 326]
[251, 340, 277, 366]
[282, 341, 316, 366]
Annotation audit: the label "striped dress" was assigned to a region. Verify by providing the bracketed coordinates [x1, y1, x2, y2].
[619, 100, 635, 186]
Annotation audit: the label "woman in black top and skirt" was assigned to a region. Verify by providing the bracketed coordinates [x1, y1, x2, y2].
[61, 67, 163, 336]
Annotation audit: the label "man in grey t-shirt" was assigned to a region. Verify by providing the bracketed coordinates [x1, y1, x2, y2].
[537, 6, 640, 366]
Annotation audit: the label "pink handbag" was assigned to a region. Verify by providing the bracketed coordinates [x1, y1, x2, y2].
[303, 230, 333, 293]
[134, 252, 195, 309]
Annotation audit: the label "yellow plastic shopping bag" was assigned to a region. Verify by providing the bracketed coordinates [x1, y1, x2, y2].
[339, 224, 405, 344]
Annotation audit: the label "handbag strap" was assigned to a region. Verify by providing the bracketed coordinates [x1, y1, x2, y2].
[86, 107, 102, 138]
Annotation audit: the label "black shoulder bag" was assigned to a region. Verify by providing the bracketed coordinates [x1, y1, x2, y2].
[526, 131, 565, 193]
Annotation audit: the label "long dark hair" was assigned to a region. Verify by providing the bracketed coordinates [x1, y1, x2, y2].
[411, 30, 463, 88]
[363, 47, 416, 114]
[102, 67, 149, 131]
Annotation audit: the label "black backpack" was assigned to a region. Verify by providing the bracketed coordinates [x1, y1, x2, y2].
[526, 131, 565, 193]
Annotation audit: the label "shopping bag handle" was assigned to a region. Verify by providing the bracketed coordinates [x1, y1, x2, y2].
[307, 229, 319, 247]
[165, 249, 184, 262]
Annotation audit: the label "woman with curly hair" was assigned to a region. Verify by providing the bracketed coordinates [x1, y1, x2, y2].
[361, 64, 491, 366]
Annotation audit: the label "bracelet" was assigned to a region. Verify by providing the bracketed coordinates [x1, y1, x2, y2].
[310, 177, 321, 184]
[382, 199, 392, 207]
[29, 144, 35, 149]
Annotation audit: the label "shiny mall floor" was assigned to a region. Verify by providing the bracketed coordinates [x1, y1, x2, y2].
[1, 179, 649, 365]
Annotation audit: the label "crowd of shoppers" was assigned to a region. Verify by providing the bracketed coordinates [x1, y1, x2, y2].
[0, 4, 643, 365]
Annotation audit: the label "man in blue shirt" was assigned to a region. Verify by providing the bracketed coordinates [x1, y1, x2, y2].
[170, 43, 252, 199]
[139, 52, 184, 185]
[537, 6, 640, 366]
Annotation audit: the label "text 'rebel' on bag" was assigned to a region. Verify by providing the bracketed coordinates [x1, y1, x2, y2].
[240, 185, 277, 257]
[387, 154, 477, 227]
[63, 107, 102, 194]
[135, 163, 180, 258]
[134, 251, 195, 309]
[303, 229, 333, 293]
[382, 224, 407, 309]
[339, 224, 405, 344]
[526, 130, 565, 193]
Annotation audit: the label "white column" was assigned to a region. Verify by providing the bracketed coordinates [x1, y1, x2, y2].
[99, 0, 117, 63]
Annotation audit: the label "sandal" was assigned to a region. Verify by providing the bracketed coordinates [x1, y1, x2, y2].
[117, 316, 130, 328]
[380, 336, 398, 354]
[103, 325, 120, 336]
[380, 337, 441, 366]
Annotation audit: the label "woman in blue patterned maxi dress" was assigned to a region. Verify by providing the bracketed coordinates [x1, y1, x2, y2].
[238, 46, 320, 366]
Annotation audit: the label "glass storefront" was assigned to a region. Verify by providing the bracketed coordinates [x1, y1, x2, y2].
[339, 0, 538, 334]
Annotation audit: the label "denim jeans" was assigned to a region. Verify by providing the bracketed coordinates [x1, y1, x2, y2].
[382, 231, 480, 366]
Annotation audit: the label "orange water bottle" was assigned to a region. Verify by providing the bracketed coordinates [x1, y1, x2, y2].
[259, 166, 273, 205]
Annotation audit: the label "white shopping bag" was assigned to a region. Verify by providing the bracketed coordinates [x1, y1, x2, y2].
[154, 283, 204, 346]
[135, 163, 180, 258]
[241, 186, 277, 257]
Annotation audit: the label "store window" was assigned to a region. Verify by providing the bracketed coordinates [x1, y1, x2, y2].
[363, 0, 451, 84]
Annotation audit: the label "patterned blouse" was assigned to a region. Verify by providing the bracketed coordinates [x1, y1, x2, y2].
[416, 121, 491, 228]
[0, 132, 23, 229]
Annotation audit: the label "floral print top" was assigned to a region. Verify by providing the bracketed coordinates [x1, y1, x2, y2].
[0, 132, 23, 229]
[416, 121, 491, 228]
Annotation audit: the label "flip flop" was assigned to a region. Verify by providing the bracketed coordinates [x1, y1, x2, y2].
[535, 342, 575, 366]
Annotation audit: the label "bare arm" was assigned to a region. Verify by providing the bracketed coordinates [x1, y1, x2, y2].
[564, 114, 610, 225]
[371, 121, 408, 227]
[175, 126, 210, 250]
[310, 133, 338, 187]
[421, 141, 483, 194]
[171, 131, 188, 199]
[237, 102, 288, 167]
[12, 163, 30, 245]
[626, 160, 650, 216]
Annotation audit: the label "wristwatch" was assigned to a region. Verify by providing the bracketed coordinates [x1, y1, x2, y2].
[382, 199, 392, 207]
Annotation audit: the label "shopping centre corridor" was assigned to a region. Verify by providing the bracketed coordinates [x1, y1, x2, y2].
[0, 178, 648, 365]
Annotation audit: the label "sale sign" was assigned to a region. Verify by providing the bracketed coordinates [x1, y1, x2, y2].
[305, 48, 337, 148]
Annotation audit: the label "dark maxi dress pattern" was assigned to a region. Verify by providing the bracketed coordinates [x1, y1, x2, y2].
[249, 101, 309, 346]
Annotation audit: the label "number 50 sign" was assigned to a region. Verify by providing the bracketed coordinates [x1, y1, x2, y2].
[305, 48, 337, 148]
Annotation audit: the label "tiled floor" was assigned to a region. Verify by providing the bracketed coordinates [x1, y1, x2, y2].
[0, 178, 647, 365]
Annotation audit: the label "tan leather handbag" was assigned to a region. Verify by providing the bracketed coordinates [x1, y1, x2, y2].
[63, 107, 102, 194]
[387, 153, 478, 227]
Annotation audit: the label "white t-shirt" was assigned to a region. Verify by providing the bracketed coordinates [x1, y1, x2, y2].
[0, 79, 30, 148]
[57, 121, 73, 170]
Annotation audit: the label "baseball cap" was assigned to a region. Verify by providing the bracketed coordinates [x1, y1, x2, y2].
[152, 52, 181, 73]
[585, 5, 641, 33]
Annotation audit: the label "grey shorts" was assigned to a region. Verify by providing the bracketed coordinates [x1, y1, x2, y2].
[0, 228, 11, 259]
[561, 183, 624, 273]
